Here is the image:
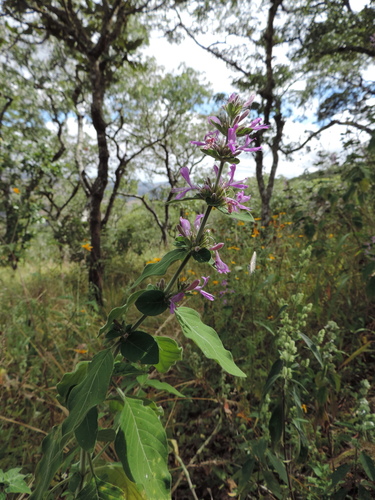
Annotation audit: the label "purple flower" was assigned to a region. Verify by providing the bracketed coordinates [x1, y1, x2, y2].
[213, 250, 230, 274]
[227, 126, 263, 155]
[249, 117, 269, 131]
[169, 292, 185, 314]
[222, 164, 248, 190]
[172, 166, 199, 200]
[208, 116, 222, 126]
[190, 276, 215, 301]
[169, 276, 214, 313]
[209, 243, 230, 274]
[225, 191, 252, 214]
[191, 130, 220, 149]
[177, 214, 204, 238]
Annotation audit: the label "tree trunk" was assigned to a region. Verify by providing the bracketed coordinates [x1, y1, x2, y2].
[88, 60, 109, 306]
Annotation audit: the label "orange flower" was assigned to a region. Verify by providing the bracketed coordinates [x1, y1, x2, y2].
[12, 187, 20, 194]
[81, 243, 93, 251]
[251, 227, 260, 238]
[146, 257, 161, 264]
[268, 254, 275, 260]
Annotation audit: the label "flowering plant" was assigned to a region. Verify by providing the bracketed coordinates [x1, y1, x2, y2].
[29, 94, 268, 500]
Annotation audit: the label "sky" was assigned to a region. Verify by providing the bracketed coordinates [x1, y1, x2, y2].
[141, 0, 372, 179]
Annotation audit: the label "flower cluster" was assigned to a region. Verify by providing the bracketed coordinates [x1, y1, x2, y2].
[167, 93, 268, 314]
[169, 276, 214, 313]
[173, 94, 268, 213]
[172, 164, 251, 213]
[176, 213, 230, 274]
[190, 93, 268, 162]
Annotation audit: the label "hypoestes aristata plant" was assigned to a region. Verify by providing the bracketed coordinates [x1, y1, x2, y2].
[29, 94, 268, 500]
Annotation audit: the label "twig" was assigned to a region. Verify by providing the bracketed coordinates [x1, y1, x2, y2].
[0, 414, 47, 435]
[171, 414, 223, 494]
[173, 453, 199, 500]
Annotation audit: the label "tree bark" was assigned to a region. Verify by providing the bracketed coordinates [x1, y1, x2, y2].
[88, 59, 109, 305]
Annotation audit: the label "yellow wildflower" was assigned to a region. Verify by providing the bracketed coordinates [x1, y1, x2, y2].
[212, 280, 219, 285]
[187, 270, 196, 275]
[146, 257, 161, 264]
[301, 404, 308, 414]
[231, 261, 236, 264]
[237, 221, 245, 226]
[254, 217, 261, 221]
[269, 254, 275, 260]
[12, 187, 20, 194]
[228, 246, 240, 250]
[251, 227, 260, 238]
[73, 349, 88, 354]
[81, 243, 93, 251]
[329, 234, 334, 238]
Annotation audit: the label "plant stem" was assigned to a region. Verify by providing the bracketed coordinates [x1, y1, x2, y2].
[283, 385, 295, 500]
[129, 185, 221, 333]
[164, 252, 192, 295]
[76, 448, 87, 495]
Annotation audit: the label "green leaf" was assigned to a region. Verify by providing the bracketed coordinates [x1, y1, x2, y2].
[0, 468, 31, 494]
[154, 336, 183, 373]
[131, 249, 189, 289]
[360, 451, 375, 481]
[175, 307, 246, 377]
[95, 464, 146, 499]
[76, 478, 126, 499]
[135, 290, 168, 316]
[113, 362, 146, 377]
[137, 376, 186, 398]
[97, 429, 116, 442]
[192, 248, 211, 263]
[266, 451, 288, 485]
[263, 471, 283, 499]
[217, 206, 254, 222]
[99, 290, 145, 336]
[120, 331, 159, 364]
[269, 402, 283, 450]
[75, 406, 98, 452]
[358, 484, 373, 500]
[331, 463, 351, 489]
[262, 359, 284, 399]
[62, 349, 114, 444]
[298, 332, 324, 368]
[56, 361, 89, 405]
[115, 396, 171, 500]
[30, 426, 63, 500]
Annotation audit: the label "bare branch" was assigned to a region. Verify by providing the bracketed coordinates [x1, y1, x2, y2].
[281, 119, 373, 155]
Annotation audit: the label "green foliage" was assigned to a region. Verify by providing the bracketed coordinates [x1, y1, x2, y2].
[115, 396, 171, 500]
[175, 307, 246, 377]
[131, 250, 189, 289]
[0, 467, 31, 497]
